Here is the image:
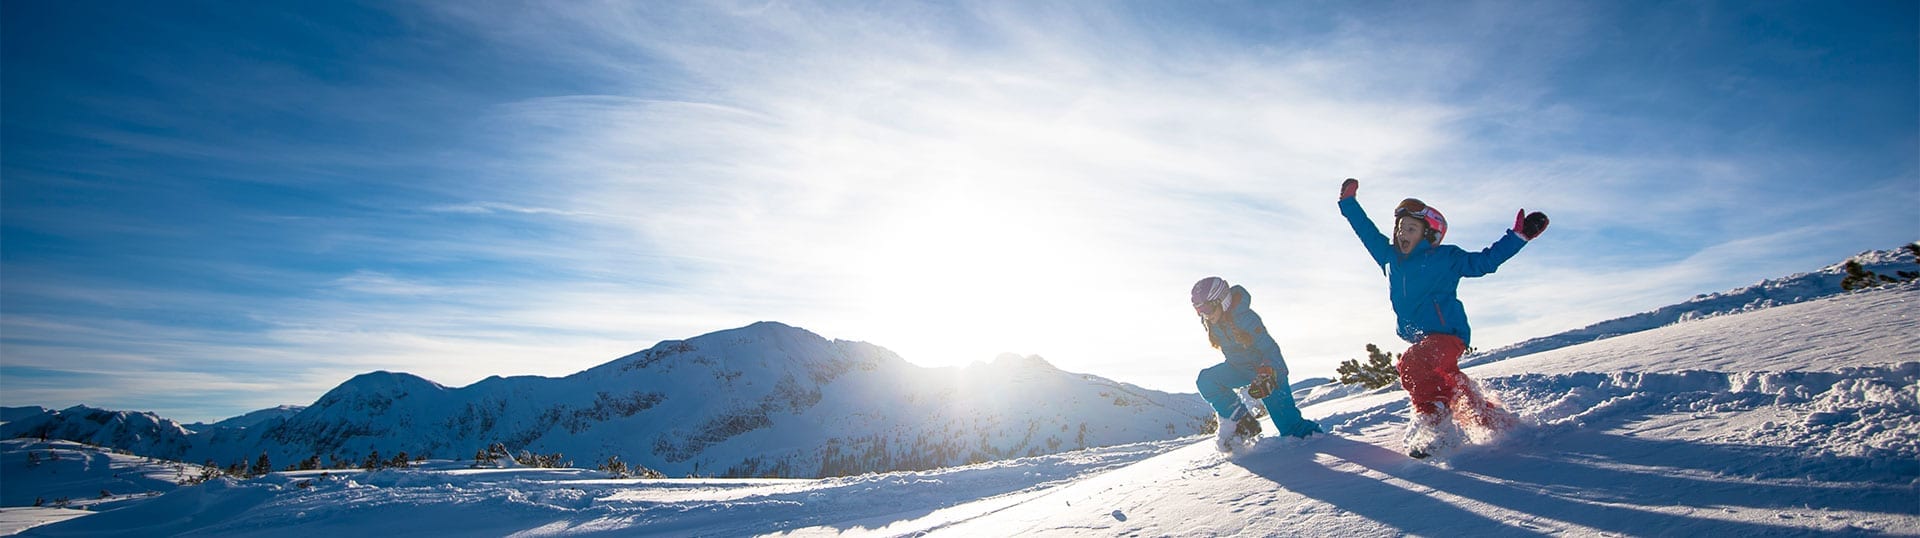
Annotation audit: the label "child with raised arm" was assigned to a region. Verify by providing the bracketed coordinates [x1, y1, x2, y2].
[1337, 178, 1548, 458]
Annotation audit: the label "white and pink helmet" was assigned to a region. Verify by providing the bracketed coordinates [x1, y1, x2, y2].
[1191, 276, 1232, 317]
[1395, 198, 1448, 244]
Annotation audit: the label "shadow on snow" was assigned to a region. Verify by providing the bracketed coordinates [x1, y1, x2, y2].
[1233, 425, 1910, 536]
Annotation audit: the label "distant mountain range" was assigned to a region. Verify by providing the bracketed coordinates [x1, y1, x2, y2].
[2, 322, 1214, 478]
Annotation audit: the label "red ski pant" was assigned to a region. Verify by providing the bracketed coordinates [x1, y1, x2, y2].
[1398, 334, 1467, 416]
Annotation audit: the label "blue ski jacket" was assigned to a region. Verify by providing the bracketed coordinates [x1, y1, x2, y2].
[1339, 197, 1528, 346]
[1205, 285, 1289, 378]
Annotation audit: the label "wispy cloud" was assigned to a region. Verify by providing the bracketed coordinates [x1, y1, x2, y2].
[425, 1, 1914, 381]
[427, 2, 1489, 376]
[425, 202, 596, 218]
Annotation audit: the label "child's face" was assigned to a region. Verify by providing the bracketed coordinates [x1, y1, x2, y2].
[1196, 299, 1226, 322]
[1394, 216, 1427, 254]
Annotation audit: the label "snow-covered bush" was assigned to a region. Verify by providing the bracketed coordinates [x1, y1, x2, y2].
[514, 450, 569, 468]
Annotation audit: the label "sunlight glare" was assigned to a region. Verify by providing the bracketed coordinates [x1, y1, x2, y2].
[847, 179, 1097, 370]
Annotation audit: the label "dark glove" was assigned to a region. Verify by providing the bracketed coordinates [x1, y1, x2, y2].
[1340, 178, 1358, 200]
[1249, 365, 1278, 399]
[1513, 209, 1549, 240]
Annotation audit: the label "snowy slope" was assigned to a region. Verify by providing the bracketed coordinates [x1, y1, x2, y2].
[1464, 244, 1919, 368]
[922, 283, 1919, 536]
[0, 439, 198, 535]
[14, 282, 1916, 536]
[2, 322, 1214, 480]
[0, 440, 192, 509]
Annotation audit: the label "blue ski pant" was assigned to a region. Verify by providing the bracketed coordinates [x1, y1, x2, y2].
[1197, 361, 1313, 435]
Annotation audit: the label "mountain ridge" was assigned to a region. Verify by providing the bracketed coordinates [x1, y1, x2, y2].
[2, 321, 1213, 478]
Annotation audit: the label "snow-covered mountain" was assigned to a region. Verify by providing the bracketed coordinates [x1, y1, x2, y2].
[185, 406, 307, 431]
[10, 277, 1914, 536]
[1, 407, 198, 464]
[1464, 244, 1919, 367]
[3, 322, 1214, 479]
[2, 406, 52, 424]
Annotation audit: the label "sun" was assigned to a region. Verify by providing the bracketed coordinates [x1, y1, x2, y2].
[841, 182, 1090, 369]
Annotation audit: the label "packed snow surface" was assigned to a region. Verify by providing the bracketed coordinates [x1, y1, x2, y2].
[6, 284, 1918, 536]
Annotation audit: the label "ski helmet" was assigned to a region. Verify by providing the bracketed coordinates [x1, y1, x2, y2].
[1394, 198, 1447, 244]
[1191, 277, 1231, 317]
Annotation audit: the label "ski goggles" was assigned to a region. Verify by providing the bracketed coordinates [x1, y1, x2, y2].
[1393, 197, 1447, 241]
[1191, 277, 1230, 317]
[1194, 298, 1224, 317]
[1394, 198, 1433, 219]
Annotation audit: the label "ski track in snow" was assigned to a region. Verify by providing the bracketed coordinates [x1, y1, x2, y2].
[7, 283, 1920, 536]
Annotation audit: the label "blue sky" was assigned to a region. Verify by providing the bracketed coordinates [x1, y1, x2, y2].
[4, 0, 1915, 423]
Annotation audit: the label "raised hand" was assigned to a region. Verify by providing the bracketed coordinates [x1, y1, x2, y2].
[1340, 178, 1358, 200]
[1514, 209, 1549, 240]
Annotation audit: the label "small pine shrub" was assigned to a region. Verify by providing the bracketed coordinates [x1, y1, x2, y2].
[249, 453, 272, 478]
[1336, 344, 1400, 389]
[1841, 245, 1920, 291]
[598, 455, 631, 478]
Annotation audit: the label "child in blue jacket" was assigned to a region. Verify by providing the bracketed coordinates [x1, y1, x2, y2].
[1337, 178, 1548, 458]
[1192, 276, 1322, 451]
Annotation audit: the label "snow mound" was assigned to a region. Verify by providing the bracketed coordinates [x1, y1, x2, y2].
[1486, 363, 1920, 480]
